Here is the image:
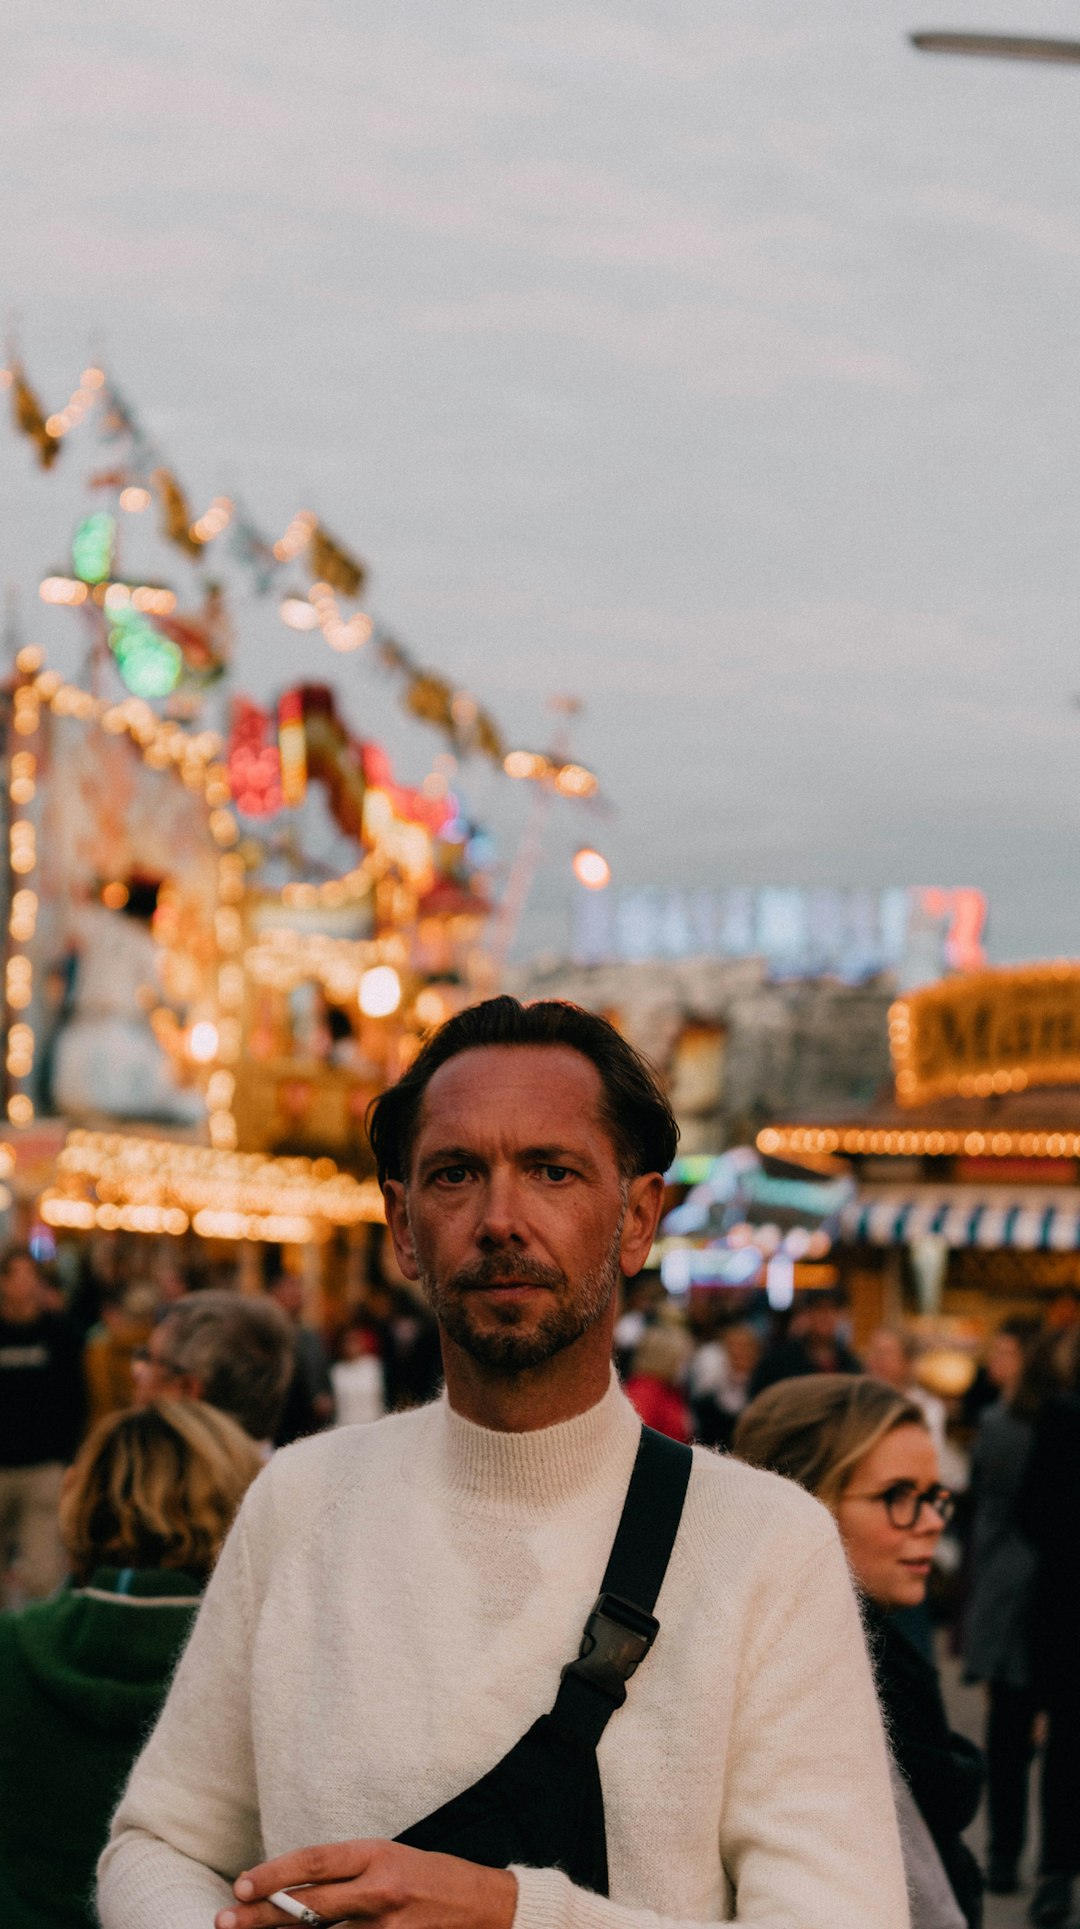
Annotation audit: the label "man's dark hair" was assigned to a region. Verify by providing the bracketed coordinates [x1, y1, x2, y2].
[367, 995, 678, 1185]
[162, 1291, 295, 1442]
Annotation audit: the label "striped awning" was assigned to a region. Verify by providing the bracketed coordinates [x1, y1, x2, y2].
[842, 1186, 1080, 1250]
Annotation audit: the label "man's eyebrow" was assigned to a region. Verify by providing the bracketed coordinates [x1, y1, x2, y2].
[517, 1143, 599, 1169]
[414, 1141, 602, 1177]
[415, 1146, 479, 1177]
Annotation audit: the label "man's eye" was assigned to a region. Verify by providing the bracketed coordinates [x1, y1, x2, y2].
[435, 1166, 472, 1185]
[537, 1164, 572, 1182]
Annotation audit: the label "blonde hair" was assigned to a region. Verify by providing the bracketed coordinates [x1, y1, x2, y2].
[59, 1399, 263, 1585]
[631, 1322, 692, 1386]
[732, 1375, 926, 1513]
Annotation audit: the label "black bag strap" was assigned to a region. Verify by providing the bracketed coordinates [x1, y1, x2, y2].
[551, 1425, 692, 1750]
[395, 1425, 692, 1897]
[599, 1425, 693, 1606]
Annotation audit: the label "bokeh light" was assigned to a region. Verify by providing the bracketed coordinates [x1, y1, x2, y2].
[359, 965, 402, 1018]
[188, 1021, 220, 1064]
[572, 847, 611, 890]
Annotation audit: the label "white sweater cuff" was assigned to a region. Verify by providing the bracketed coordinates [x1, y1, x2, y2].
[511, 1865, 593, 1929]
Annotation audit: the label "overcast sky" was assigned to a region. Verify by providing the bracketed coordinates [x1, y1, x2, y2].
[3, 0, 1080, 962]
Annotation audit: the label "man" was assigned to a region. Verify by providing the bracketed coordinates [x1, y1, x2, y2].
[966, 1316, 1037, 1431]
[84, 1280, 159, 1426]
[748, 1286, 861, 1397]
[368, 1280, 443, 1412]
[268, 1272, 335, 1446]
[1017, 1330, 1080, 1927]
[100, 998, 908, 1929]
[132, 1290, 294, 1447]
[611, 1274, 660, 1379]
[0, 1246, 85, 1605]
[863, 1324, 948, 1461]
[688, 1321, 760, 1450]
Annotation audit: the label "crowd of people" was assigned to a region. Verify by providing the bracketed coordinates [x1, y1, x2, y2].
[0, 1239, 446, 1608]
[1, 998, 1079, 1926]
[617, 1287, 1080, 1927]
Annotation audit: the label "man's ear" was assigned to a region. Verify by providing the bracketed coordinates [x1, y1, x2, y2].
[383, 1180, 420, 1281]
[619, 1172, 665, 1278]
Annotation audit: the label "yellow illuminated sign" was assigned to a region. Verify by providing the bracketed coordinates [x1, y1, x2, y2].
[890, 963, 1080, 1107]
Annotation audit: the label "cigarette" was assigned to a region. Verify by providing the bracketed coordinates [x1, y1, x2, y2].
[269, 1891, 324, 1927]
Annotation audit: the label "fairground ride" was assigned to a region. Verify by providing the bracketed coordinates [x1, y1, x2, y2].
[0, 351, 609, 1294]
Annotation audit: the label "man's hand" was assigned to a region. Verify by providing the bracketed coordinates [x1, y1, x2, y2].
[215, 1839, 518, 1929]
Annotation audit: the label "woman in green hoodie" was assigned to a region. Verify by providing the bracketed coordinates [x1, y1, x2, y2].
[0, 1398, 263, 1929]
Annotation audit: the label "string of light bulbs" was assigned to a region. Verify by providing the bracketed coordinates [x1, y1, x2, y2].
[4, 671, 40, 1127]
[4, 646, 242, 1145]
[5, 348, 601, 801]
[39, 1130, 385, 1243]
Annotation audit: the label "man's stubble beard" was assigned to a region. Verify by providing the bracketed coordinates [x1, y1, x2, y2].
[413, 1225, 625, 1374]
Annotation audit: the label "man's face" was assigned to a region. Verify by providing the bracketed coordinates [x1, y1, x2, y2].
[384, 1045, 660, 1376]
[271, 1277, 303, 1321]
[0, 1256, 43, 1321]
[131, 1317, 199, 1405]
[725, 1325, 759, 1378]
[987, 1332, 1024, 1393]
[804, 1300, 840, 1342]
[863, 1330, 908, 1390]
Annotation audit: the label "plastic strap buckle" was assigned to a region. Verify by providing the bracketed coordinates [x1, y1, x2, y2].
[561, 1592, 660, 1706]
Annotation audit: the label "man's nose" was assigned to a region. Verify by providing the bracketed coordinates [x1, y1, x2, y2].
[475, 1170, 528, 1247]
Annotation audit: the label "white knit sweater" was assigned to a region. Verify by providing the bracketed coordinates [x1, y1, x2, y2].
[98, 1377, 909, 1929]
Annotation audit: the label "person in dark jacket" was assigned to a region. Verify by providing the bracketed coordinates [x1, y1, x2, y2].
[735, 1373, 983, 1929]
[962, 1321, 1048, 1897]
[0, 1246, 86, 1605]
[869, 1603, 984, 1926]
[368, 1282, 444, 1412]
[1017, 1328, 1080, 1927]
[268, 1273, 335, 1447]
[748, 1288, 861, 1398]
[0, 1398, 262, 1929]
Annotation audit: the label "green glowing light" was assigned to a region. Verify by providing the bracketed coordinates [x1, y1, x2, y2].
[108, 607, 182, 698]
[71, 513, 116, 586]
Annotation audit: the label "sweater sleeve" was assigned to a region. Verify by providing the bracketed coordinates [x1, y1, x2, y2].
[97, 1489, 264, 1929]
[512, 1527, 909, 1929]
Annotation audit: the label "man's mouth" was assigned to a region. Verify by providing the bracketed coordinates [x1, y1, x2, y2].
[468, 1280, 549, 1295]
[454, 1262, 561, 1294]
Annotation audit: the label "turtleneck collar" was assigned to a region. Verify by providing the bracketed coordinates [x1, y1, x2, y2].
[419, 1368, 642, 1516]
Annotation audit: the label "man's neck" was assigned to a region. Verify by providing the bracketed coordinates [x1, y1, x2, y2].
[441, 1333, 614, 1433]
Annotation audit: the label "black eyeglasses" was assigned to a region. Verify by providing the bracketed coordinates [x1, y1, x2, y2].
[131, 1346, 180, 1375]
[845, 1482, 956, 1530]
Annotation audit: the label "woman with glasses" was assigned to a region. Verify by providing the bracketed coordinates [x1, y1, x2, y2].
[734, 1374, 983, 1929]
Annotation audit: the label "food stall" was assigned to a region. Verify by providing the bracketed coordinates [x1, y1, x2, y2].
[758, 963, 1080, 1331]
